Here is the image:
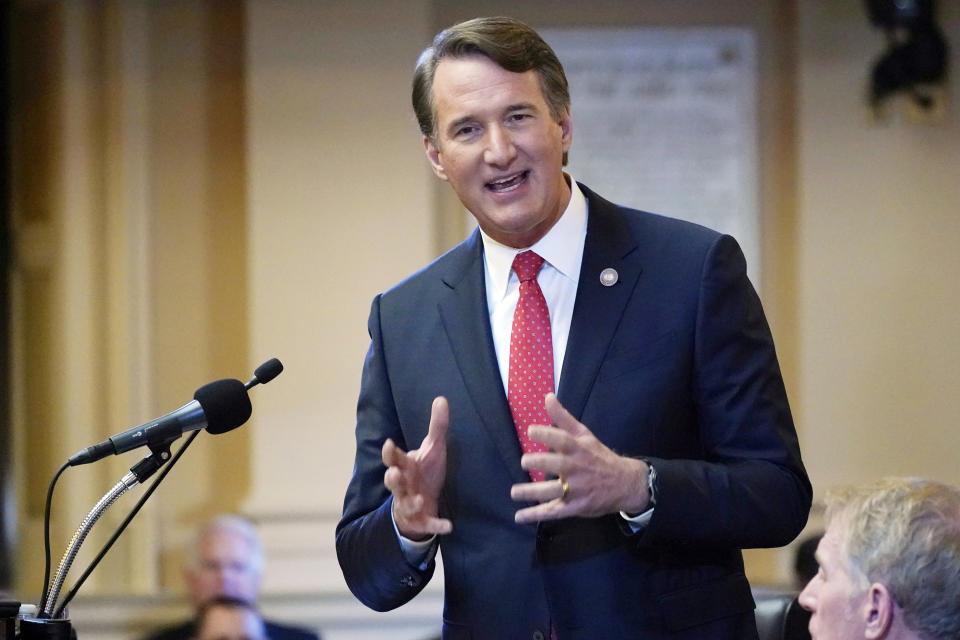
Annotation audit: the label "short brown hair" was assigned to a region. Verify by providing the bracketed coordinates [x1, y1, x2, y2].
[412, 16, 570, 147]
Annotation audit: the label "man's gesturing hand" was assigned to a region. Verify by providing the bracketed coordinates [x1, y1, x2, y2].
[382, 396, 453, 540]
[511, 393, 651, 523]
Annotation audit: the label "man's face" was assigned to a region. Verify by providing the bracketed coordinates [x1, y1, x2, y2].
[798, 519, 869, 639]
[186, 529, 261, 608]
[424, 55, 573, 249]
[194, 604, 266, 640]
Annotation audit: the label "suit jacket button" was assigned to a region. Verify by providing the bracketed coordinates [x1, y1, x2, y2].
[400, 574, 418, 587]
[532, 631, 545, 640]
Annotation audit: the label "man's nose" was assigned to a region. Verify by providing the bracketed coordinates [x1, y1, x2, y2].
[797, 578, 817, 612]
[483, 125, 517, 167]
[214, 567, 230, 585]
[213, 564, 240, 583]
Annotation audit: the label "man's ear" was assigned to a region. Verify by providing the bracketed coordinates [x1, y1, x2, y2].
[864, 582, 894, 639]
[558, 107, 573, 153]
[424, 136, 448, 181]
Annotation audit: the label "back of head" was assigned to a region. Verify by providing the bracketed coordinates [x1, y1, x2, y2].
[826, 477, 960, 640]
[412, 16, 570, 144]
[194, 595, 267, 640]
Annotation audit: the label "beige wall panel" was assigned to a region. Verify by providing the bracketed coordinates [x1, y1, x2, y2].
[243, 0, 434, 521]
[796, 2, 960, 495]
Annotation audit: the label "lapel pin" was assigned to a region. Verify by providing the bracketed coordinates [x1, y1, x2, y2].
[600, 267, 619, 287]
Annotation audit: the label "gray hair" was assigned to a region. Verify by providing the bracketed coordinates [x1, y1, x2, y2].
[825, 477, 960, 640]
[187, 514, 264, 575]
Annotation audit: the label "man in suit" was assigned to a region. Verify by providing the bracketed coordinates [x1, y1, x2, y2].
[142, 515, 319, 640]
[336, 16, 811, 639]
[798, 478, 960, 640]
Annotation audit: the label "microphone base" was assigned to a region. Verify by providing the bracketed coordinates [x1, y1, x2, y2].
[17, 618, 75, 640]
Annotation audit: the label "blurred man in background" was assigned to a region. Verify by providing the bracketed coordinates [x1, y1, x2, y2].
[143, 515, 319, 640]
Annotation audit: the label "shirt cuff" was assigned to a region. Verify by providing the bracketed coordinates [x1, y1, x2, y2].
[392, 505, 438, 570]
[620, 506, 654, 533]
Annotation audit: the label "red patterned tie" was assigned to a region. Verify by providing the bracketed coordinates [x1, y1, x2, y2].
[507, 251, 554, 482]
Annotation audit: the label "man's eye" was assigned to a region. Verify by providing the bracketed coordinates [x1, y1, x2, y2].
[507, 112, 533, 124]
[456, 126, 477, 137]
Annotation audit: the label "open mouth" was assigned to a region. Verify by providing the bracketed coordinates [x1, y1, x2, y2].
[486, 170, 529, 193]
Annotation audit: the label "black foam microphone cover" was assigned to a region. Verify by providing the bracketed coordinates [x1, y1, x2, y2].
[254, 358, 284, 384]
[194, 378, 252, 434]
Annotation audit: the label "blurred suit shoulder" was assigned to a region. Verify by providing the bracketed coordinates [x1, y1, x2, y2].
[139, 618, 321, 640]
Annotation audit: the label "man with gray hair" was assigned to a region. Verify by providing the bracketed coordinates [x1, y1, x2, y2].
[798, 477, 960, 640]
[141, 515, 319, 640]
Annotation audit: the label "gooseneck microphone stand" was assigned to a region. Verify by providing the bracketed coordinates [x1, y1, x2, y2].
[42, 473, 138, 618]
[6, 359, 283, 638]
[41, 438, 176, 619]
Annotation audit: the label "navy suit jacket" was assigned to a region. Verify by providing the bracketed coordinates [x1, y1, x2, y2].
[336, 184, 811, 639]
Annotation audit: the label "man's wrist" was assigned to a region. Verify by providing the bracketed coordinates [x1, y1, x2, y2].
[391, 496, 432, 542]
[621, 459, 656, 516]
[391, 500, 437, 568]
[619, 462, 656, 535]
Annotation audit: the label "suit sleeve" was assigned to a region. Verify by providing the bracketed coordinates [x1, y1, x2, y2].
[639, 234, 812, 550]
[334, 294, 435, 611]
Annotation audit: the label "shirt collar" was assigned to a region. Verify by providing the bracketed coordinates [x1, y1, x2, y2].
[480, 175, 588, 301]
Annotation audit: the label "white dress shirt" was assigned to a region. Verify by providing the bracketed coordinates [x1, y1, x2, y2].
[480, 177, 587, 395]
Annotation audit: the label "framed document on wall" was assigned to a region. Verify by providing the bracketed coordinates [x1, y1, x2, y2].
[541, 28, 761, 288]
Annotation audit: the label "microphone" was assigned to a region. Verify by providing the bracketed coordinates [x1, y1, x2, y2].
[67, 379, 251, 466]
[66, 359, 282, 466]
[245, 357, 283, 390]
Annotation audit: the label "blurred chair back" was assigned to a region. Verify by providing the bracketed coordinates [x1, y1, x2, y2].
[753, 590, 811, 640]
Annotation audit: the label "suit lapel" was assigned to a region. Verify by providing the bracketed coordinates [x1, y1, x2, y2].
[558, 185, 642, 421]
[437, 231, 529, 485]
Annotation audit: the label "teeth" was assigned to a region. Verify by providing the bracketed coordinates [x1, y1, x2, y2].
[488, 172, 525, 192]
